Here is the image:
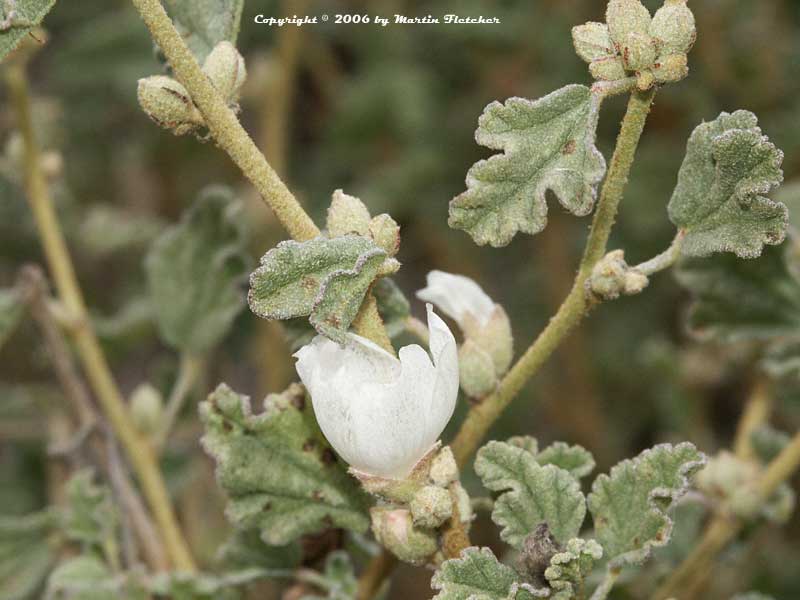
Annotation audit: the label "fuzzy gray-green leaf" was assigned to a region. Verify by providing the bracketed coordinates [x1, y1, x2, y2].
[0, 511, 57, 600]
[145, 187, 250, 354]
[668, 110, 786, 258]
[0, 0, 56, 63]
[544, 538, 603, 600]
[675, 243, 800, 342]
[200, 383, 370, 546]
[475, 441, 586, 548]
[248, 236, 387, 343]
[536, 442, 595, 480]
[45, 556, 147, 600]
[163, 0, 244, 63]
[450, 85, 605, 247]
[60, 469, 118, 552]
[587, 442, 704, 567]
[431, 547, 542, 600]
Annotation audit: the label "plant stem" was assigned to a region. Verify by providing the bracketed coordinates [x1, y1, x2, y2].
[129, 0, 390, 350]
[356, 550, 396, 600]
[589, 568, 621, 600]
[733, 377, 772, 460]
[5, 64, 196, 572]
[653, 429, 800, 599]
[450, 88, 656, 466]
[154, 353, 206, 451]
[634, 229, 686, 276]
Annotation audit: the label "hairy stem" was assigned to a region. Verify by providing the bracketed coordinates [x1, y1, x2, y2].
[589, 568, 621, 600]
[653, 428, 800, 599]
[634, 229, 686, 275]
[154, 353, 206, 451]
[6, 64, 195, 571]
[733, 377, 772, 460]
[129, 0, 390, 350]
[451, 88, 656, 466]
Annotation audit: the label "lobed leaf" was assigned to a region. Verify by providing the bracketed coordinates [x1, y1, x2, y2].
[200, 383, 370, 546]
[536, 442, 595, 480]
[145, 186, 251, 354]
[431, 547, 543, 600]
[163, 0, 244, 63]
[294, 551, 359, 600]
[475, 441, 586, 548]
[0, 511, 57, 600]
[0, 0, 56, 63]
[587, 442, 704, 567]
[248, 236, 388, 344]
[675, 243, 800, 342]
[668, 111, 786, 259]
[544, 538, 603, 600]
[60, 470, 118, 552]
[45, 556, 147, 600]
[450, 85, 605, 247]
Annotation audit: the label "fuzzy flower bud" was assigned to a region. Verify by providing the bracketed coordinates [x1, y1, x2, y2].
[589, 56, 627, 81]
[370, 507, 438, 565]
[130, 383, 163, 435]
[326, 189, 372, 238]
[137, 75, 204, 136]
[417, 271, 514, 396]
[588, 250, 649, 300]
[606, 0, 652, 47]
[458, 339, 497, 399]
[572, 22, 615, 64]
[620, 32, 657, 72]
[369, 213, 401, 257]
[652, 53, 689, 83]
[294, 305, 458, 479]
[202, 41, 247, 104]
[650, 0, 696, 55]
[410, 485, 453, 529]
[429, 446, 458, 488]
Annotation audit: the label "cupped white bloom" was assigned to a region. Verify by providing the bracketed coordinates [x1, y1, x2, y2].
[416, 270, 495, 328]
[293, 304, 458, 479]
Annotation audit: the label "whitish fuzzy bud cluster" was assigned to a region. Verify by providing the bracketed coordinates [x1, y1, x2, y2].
[587, 250, 649, 301]
[138, 41, 246, 136]
[326, 190, 401, 257]
[417, 271, 513, 399]
[354, 446, 472, 566]
[572, 0, 695, 90]
[129, 383, 163, 435]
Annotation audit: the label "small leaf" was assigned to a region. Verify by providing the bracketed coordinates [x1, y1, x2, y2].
[248, 236, 388, 343]
[148, 570, 271, 600]
[449, 85, 605, 247]
[60, 469, 118, 551]
[536, 442, 595, 480]
[45, 556, 147, 600]
[217, 527, 302, 570]
[544, 538, 603, 600]
[163, 0, 244, 63]
[0, 511, 57, 600]
[295, 551, 359, 600]
[0, 287, 25, 351]
[0, 0, 56, 63]
[475, 441, 586, 548]
[675, 243, 800, 342]
[145, 186, 251, 354]
[587, 442, 704, 567]
[668, 110, 786, 259]
[200, 383, 370, 545]
[431, 547, 543, 600]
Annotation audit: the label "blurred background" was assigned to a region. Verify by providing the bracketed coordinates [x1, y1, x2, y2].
[1, 0, 799, 598]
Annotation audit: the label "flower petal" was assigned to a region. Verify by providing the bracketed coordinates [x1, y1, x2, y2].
[416, 270, 495, 327]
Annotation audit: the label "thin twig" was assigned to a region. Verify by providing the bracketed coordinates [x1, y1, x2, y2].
[154, 353, 205, 451]
[733, 377, 772, 460]
[5, 64, 195, 571]
[634, 229, 686, 276]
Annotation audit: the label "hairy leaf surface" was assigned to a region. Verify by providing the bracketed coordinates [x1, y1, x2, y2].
[163, 0, 244, 63]
[475, 441, 586, 548]
[431, 547, 542, 600]
[450, 85, 605, 247]
[668, 111, 786, 258]
[0, 511, 56, 600]
[0, 0, 56, 63]
[248, 236, 388, 343]
[200, 383, 370, 545]
[587, 443, 704, 566]
[146, 187, 250, 354]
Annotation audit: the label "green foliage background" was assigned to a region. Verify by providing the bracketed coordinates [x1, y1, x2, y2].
[1, 0, 799, 598]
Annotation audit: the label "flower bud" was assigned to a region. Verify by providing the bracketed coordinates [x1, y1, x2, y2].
[652, 53, 689, 83]
[589, 56, 627, 81]
[572, 22, 615, 64]
[636, 69, 656, 91]
[326, 189, 371, 237]
[620, 32, 657, 72]
[588, 250, 649, 300]
[696, 451, 759, 506]
[478, 306, 514, 376]
[429, 446, 458, 488]
[369, 213, 401, 257]
[458, 339, 497, 399]
[202, 41, 247, 104]
[650, 0, 696, 55]
[130, 383, 163, 435]
[370, 507, 437, 566]
[451, 481, 473, 524]
[606, 0, 652, 47]
[410, 485, 452, 529]
[137, 75, 205, 136]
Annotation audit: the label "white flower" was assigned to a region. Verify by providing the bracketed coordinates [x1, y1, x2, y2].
[416, 270, 495, 329]
[293, 304, 459, 479]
